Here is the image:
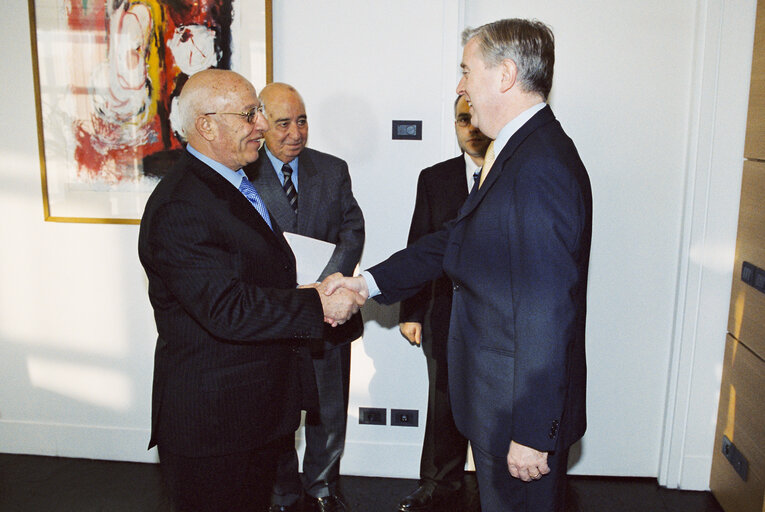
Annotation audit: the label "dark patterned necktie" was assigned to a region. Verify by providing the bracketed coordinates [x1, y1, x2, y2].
[239, 176, 273, 230]
[282, 163, 298, 214]
[470, 168, 481, 193]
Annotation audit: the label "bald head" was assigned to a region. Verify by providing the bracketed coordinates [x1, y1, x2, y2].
[259, 82, 308, 164]
[259, 82, 304, 112]
[179, 70, 253, 142]
[178, 69, 268, 170]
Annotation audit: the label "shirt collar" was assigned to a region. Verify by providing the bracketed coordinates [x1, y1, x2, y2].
[493, 102, 546, 156]
[463, 151, 481, 189]
[265, 145, 299, 178]
[186, 144, 243, 189]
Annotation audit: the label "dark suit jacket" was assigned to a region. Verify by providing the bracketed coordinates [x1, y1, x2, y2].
[369, 106, 592, 457]
[138, 151, 326, 458]
[245, 147, 365, 347]
[398, 155, 468, 358]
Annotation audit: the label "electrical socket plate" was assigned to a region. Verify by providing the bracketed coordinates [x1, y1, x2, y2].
[391, 409, 418, 427]
[359, 407, 386, 425]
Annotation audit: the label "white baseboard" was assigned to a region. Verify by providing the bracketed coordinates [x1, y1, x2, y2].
[0, 420, 423, 477]
[0, 420, 157, 463]
[338, 439, 421, 478]
[678, 454, 713, 491]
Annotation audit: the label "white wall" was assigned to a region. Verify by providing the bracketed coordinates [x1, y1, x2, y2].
[0, 0, 756, 490]
[0, 1, 157, 460]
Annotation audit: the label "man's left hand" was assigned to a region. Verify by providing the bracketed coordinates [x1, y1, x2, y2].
[507, 440, 550, 482]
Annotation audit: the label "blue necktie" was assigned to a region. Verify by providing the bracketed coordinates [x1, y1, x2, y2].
[470, 168, 481, 193]
[239, 175, 273, 230]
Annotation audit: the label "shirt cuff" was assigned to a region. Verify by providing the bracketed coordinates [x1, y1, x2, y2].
[361, 270, 381, 298]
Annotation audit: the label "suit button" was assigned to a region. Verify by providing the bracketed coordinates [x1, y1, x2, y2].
[453, 283, 460, 291]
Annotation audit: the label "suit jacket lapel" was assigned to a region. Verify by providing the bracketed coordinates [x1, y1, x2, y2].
[455, 106, 556, 223]
[249, 149, 298, 233]
[295, 151, 320, 235]
[447, 156, 470, 199]
[187, 154, 295, 261]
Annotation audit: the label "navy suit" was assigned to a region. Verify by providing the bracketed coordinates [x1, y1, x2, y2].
[369, 106, 592, 510]
[138, 151, 327, 511]
[399, 155, 470, 490]
[245, 146, 364, 504]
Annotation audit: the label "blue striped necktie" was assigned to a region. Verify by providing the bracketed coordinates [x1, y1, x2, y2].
[239, 175, 273, 230]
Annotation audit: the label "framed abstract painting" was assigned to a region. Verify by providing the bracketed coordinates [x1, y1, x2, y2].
[28, 0, 272, 223]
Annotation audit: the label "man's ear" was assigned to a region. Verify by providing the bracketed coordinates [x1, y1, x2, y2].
[499, 59, 518, 93]
[195, 115, 216, 142]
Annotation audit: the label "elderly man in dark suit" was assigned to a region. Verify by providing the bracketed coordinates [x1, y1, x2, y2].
[245, 82, 364, 512]
[396, 95, 489, 512]
[138, 69, 363, 512]
[324, 18, 592, 512]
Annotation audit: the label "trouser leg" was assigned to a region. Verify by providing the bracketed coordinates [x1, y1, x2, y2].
[419, 342, 469, 490]
[302, 342, 351, 498]
[270, 442, 303, 506]
[159, 435, 288, 512]
[471, 441, 569, 512]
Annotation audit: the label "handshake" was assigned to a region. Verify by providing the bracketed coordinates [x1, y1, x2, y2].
[301, 273, 370, 327]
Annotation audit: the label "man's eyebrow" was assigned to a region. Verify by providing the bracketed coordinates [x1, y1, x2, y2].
[275, 115, 307, 124]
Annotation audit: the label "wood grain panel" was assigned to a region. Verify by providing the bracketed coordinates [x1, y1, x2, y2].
[728, 160, 765, 358]
[710, 335, 765, 512]
[744, 0, 765, 159]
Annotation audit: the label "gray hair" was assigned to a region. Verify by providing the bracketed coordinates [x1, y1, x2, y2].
[462, 18, 555, 100]
[177, 83, 205, 139]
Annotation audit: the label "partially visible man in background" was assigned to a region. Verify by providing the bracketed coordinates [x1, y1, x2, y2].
[138, 70, 362, 512]
[396, 95, 490, 512]
[246, 82, 365, 512]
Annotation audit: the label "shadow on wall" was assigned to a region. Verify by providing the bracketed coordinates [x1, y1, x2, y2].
[0, 334, 155, 458]
[0, 218, 157, 461]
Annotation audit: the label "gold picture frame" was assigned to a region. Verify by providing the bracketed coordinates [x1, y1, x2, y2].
[28, 0, 273, 224]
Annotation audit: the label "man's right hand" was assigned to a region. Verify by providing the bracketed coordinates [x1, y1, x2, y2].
[314, 276, 366, 326]
[321, 273, 370, 300]
[399, 322, 422, 346]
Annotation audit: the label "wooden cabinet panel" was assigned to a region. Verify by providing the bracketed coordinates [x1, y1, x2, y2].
[710, 335, 765, 512]
[745, 0, 765, 159]
[728, 160, 765, 359]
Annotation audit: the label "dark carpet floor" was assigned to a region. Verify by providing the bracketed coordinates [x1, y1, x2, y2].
[0, 454, 724, 511]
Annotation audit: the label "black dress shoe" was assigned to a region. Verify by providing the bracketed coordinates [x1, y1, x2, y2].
[397, 484, 436, 512]
[397, 483, 459, 512]
[305, 494, 347, 512]
[268, 503, 301, 512]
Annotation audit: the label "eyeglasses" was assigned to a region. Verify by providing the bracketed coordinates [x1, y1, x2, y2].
[204, 105, 265, 124]
[455, 115, 472, 127]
